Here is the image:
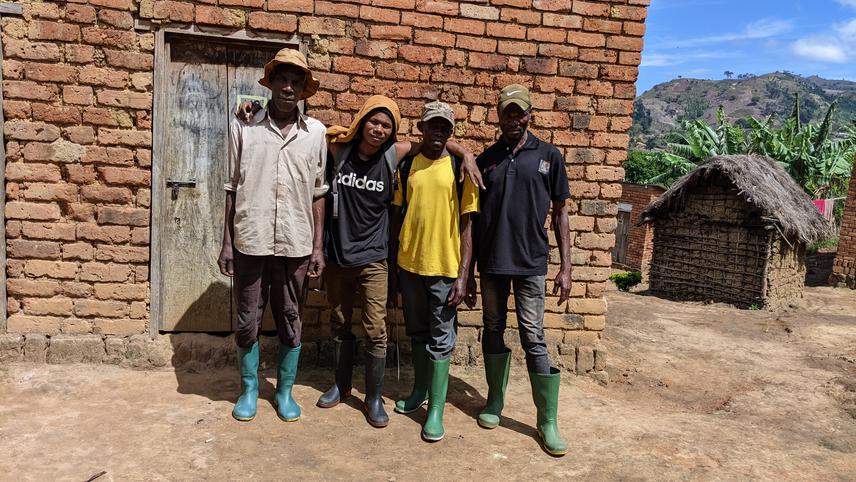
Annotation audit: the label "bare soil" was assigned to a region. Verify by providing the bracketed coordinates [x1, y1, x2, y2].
[1, 286, 854, 481]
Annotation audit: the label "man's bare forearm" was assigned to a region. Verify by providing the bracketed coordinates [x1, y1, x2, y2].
[223, 191, 236, 248]
[553, 201, 571, 270]
[312, 197, 325, 251]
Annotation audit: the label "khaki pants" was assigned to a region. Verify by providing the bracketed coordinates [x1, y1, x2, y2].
[325, 261, 388, 357]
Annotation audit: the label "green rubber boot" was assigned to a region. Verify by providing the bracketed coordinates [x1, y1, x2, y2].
[529, 368, 568, 456]
[394, 343, 430, 414]
[478, 349, 511, 429]
[232, 342, 260, 422]
[274, 344, 301, 422]
[421, 357, 450, 442]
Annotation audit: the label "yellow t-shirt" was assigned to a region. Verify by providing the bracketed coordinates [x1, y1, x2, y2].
[393, 154, 479, 278]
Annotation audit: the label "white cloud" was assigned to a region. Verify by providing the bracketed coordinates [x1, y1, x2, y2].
[837, 0, 856, 8]
[791, 17, 856, 64]
[675, 18, 794, 47]
[792, 39, 848, 63]
[641, 51, 735, 68]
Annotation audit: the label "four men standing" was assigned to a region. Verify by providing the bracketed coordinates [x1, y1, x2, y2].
[221, 49, 571, 456]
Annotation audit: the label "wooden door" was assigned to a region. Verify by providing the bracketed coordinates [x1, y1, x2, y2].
[157, 37, 283, 332]
[613, 210, 631, 265]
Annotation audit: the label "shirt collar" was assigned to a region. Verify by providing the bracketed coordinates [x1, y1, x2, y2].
[257, 107, 309, 133]
[498, 130, 539, 153]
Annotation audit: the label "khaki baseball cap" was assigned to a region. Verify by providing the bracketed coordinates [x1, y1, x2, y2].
[421, 100, 455, 126]
[498, 84, 531, 112]
[258, 48, 319, 99]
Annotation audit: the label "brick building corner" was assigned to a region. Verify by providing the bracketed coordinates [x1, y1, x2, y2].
[832, 173, 856, 288]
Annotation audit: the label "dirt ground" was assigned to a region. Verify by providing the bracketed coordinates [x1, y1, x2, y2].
[1, 286, 855, 481]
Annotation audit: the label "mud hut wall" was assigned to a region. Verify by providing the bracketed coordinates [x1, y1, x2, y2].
[833, 173, 856, 288]
[764, 238, 806, 309]
[618, 182, 663, 271]
[1, 1, 649, 371]
[648, 187, 770, 306]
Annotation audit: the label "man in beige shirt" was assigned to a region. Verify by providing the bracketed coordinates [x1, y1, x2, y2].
[218, 49, 327, 424]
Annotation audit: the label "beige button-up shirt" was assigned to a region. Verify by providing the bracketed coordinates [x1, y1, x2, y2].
[225, 109, 328, 258]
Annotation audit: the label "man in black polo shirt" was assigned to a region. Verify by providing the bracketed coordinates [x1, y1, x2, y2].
[470, 84, 571, 456]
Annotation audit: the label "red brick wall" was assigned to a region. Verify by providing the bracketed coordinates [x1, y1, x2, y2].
[618, 182, 662, 271]
[833, 173, 856, 287]
[2, 0, 649, 351]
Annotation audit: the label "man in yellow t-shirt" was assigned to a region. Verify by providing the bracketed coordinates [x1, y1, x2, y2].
[390, 101, 479, 443]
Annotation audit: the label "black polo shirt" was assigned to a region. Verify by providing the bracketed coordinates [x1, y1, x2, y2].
[475, 132, 570, 276]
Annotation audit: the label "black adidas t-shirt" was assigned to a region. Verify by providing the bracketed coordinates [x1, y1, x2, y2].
[475, 132, 570, 276]
[324, 147, 393, 267]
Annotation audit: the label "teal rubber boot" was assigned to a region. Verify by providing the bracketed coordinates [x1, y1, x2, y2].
[394, 343, 430, 414]
[529, 368, 568, 456]
[421, 357, 450, 442]
[275, 344, 302, 422]
[478, 349, 511, 429]
[232, 342, 259, 422]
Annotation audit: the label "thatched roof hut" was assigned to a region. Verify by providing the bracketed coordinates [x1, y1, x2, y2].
[641, 154, 835, 309]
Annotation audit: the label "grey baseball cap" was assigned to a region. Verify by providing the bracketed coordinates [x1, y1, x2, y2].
[421, 100, 455, 126]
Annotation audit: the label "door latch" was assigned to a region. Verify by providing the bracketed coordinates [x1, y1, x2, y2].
[166, 179, 197, 200]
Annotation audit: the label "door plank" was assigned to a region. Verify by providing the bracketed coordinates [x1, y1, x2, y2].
[160, 40, 231, 331]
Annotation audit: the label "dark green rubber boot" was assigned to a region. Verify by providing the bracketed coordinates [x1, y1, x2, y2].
[529, 368, 568, 456]
[394, 343, 430, 414]
[478, 349, 511, 429]
[275, 344, 302, 422]
[421, 357, 450, 442]
[232, 342, 260, 422]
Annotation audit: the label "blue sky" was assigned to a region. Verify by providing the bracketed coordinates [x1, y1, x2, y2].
[638, 0, 856, 92]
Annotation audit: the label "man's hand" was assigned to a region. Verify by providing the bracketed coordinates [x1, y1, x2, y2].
[218, 244, 234, 277]
[460, 153, 485, 189]
[552, 266, 572, 306]
[236, 100, 263, 123]
[465, 275, 478, 309]
[447, 275, 468, 307]
[308, 248, 325, 278]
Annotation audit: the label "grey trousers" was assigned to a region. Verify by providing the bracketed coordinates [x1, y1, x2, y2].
[398, 268, 457, 361]
[480, 273, 550, 374]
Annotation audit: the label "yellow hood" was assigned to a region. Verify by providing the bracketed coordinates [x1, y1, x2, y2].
[326, 95, 401, 144]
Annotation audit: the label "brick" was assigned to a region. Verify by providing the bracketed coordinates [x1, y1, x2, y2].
[486, 22, 526, 39]
[94, 283, 148, 301]
[63, 85, 94, 105]
[82, 146, 135, 165]
[195, 6, 246, 28]
[417, 1, 458, 15]
[575, 346, 594, 373]
[65, 126, 97, 145]
[498, 40, 538, 56]
[401, 12, 443, 29]
[360, 5, 400, 23]
[528, 27, 566, 43]
[96, 90, 153, 110]
[103, 50, 154, 71]
[469, 53, 507, 71]
[4, 80, 59, 102]
[131, 227, 150, 245]
[97, 206, 150, 226]
[398, 45, 443, 64]
[522, 58, 558, 75]
[152, 1, 194, 22]
[75, 299, 127, 318]
[66, 4, 97, 23]
[20, 183, 78, 203]
[24, 62, 77, 83]
[6, 202, 61, 221]
[31, 104, 81, 125]
[300, 17, 346, 36]
[457, 35, 497, 53]
[80, 185, 133, 204]
[63, 242, 95, 261]
[6, 315, 62, 334]
[355, 40, 399, 59]
[315, 1, 359, 18]
[98, 129, 152, 147]
[607, 36, 645, 52]
[24, 298, 74, 316]
[7, 279, 60, 297]
[77, 224, 131, 244]
[21, 222, 75, 241]
[444, 17, 485, 35]
[543, 13, 582, 28]
[460, 4, 499, 20]
[376, 62, 420, 81]
[414, 30, 455, 47]
[370, 25, 412, 40]
[533, 0, 572, 11]
[95, 246, 149, 263]
[81, 27, 135, 49]
[23, 260, 78, 279]
[220, 0, 264, 6]
[587, 166, 625, 181]
[79, 66, 129, 88]
[501, 8, 541, 25]
[98, 9, 134, 28]
[268, 0, 314, 13]
[4, 39, 62, 61]
[92, 318, 145, 336]
[611, 5, 648, 21]
[333, 57, 375, 76]
[573, 1, 610, 17]
[248, 12, 297, 33]
[81, 107, 119, 127]
[6, 163, 62, 183]
[430, 67, 475, 85]
[28, 20, 81, 42]
[79, 262, 132, 282]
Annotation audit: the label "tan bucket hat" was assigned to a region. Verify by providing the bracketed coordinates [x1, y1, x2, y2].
[258, 48, 320, 99]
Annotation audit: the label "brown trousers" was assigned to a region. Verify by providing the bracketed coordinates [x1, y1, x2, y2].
[233, 250, 309, 349]
[325, 261, 388, 357]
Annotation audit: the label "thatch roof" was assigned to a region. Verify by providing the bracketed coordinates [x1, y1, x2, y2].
[641, 154, 835, 244]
